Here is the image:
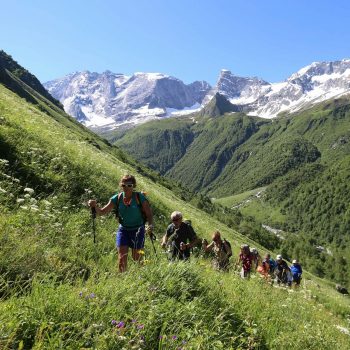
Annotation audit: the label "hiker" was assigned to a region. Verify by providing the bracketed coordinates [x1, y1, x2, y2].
[264, 253, 276, 279]
[88, 174, 154, 272]
[275, 255, 292, 286]
[266, 254, 276, 275]
[290, 259, 303, 286]
[202, 231, 232, 271]
[236, 244, 254, 279]
[161, 211, 199, 260]
[250, 247, 262, 269]
[257, 254, 271, 279]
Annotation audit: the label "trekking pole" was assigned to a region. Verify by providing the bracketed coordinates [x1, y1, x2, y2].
[91, 207, 97, 244]
[149, 231, 158, 258]
[145, 224, 157, 257]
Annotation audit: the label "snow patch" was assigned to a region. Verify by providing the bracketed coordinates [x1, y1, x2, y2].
[166, 103, 201, 116]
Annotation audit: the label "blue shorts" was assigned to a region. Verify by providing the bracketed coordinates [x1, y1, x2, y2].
[116, 225, 145, 249]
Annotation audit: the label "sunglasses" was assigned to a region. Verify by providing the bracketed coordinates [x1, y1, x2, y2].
[172, 218, 181, 222]
[121, 183, 133, 188]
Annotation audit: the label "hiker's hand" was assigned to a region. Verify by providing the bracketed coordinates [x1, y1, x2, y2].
[202, 239, 208, 249]
[88, 199, 97, 208]
[161, 241, 167, 249]
[180, 242, 187, 251]
[146, 225, 156, 240]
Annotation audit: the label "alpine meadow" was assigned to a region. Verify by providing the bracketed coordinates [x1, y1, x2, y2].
[1, 49, 350, 350]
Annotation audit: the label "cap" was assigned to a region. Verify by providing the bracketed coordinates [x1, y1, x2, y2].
[276, 254, 282, 260]
[292, 259, 298, 264]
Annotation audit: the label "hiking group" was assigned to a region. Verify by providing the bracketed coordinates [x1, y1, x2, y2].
[88, 174, 303, 287]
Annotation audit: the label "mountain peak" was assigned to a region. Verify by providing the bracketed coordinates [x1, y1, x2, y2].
[200, 92, 240, 117]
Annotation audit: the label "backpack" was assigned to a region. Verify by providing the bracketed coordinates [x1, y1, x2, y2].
[183, 219, 192, 226]
[222, 239, 232, 258]
[114, 191, 148, 224]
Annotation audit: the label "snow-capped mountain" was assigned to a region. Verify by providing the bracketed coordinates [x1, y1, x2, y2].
[210, 60, 350, 118]
[44, 71, 211, 129]
[44, 59, 350, 130]
[203, 69, 270, 105]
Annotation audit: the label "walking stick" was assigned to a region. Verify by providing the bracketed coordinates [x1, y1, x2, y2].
[91, 207, 96, 243]
[147, 227, 157, 257]
[150, 233, 157, 257]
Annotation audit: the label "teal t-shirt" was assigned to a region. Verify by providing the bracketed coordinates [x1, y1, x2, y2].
[111, 192, 147, 229]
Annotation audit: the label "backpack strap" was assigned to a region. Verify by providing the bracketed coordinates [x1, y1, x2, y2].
[136, 192, 148, 224]
[135, 192, 142, 207]
[114, 192, 123, 222]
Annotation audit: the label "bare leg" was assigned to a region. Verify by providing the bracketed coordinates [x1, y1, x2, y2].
[132, 248, 142, 262]
[117, 246, 129, 272]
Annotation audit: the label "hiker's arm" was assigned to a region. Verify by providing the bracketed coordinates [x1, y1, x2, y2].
[185, 236, 200, 249]
[224, 241, 232, 256]
[142, 200, 153, 227]
[161, 234, 168, 248]
[203, 241, 214, 252]
[88, 199, 114, 216]
[183, 226, 200, 249]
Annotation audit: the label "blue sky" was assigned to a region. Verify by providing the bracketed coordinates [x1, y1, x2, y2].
[1, 0, 350, 85]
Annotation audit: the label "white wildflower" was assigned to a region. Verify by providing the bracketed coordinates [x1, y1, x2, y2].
[24, 188, 35, 194]
[24, 194, 31, 199]
[17, 198, 25, 204]
[20, 206, 28, 210]
[336, 325, 350, 335]
[0, 187, 7, 193]
[30, 206, 39, 211]
[42, 200, 52, 206]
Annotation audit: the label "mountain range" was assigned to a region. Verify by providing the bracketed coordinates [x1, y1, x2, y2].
[44, 59, 350, 130]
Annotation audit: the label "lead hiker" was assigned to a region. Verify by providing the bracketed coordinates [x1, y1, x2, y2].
[88, 174, 154, 272]
[161, 211, 199, 260]
[202, 230, 232, 271]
